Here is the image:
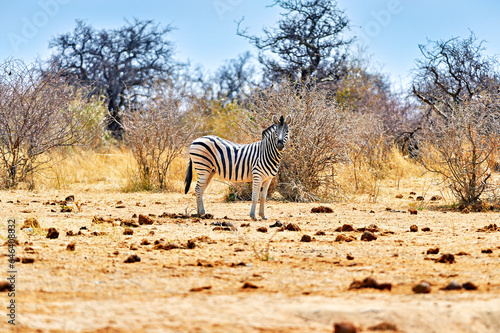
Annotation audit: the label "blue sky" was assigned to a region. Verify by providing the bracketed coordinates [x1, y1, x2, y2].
[1, 0, 499, 89]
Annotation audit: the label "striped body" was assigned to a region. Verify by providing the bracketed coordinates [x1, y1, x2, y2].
[190, 135, 280, 183]
[185, 115, 291, 220]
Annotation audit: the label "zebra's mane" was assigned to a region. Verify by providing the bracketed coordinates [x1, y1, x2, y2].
[262, 124, 276, 140]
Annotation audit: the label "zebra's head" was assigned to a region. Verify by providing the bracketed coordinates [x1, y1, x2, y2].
[272, 115, 292, 152]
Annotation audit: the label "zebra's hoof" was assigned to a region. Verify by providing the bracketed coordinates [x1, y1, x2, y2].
[250, 214, 257, 221]
[260, 216, 268, 220]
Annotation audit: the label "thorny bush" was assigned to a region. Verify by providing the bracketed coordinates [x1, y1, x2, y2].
[240, 80, 362, 202]
[0, 60, 102, 189]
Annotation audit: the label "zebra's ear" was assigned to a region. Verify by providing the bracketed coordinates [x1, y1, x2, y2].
[272, 115, 280, 125]
[285, 114, 293, 125]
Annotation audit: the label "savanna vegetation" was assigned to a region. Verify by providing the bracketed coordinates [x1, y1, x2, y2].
[2, 0, 500, 210]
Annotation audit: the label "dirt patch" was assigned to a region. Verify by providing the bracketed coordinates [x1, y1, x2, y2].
[2, 189, 500, 332]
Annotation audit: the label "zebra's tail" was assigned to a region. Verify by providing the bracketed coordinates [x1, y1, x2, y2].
[184, 158, 193, 194]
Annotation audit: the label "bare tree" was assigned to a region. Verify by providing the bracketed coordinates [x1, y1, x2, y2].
[49, 19, 178, 138]
[213, 51, 256, 102]
[419, 91, 500, 206]
[411, 31, 499, 120]
[123, 81, 199, 191]
[0, 60, 102, 189]
[237, 0, 353, 83]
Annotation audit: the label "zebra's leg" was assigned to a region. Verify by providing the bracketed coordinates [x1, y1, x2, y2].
[259, 179, 272, 220]
[249, 175, 263, 221]
[195, 170, 215, 216]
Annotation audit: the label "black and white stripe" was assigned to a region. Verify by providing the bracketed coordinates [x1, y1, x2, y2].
[185, 115, 291, 220]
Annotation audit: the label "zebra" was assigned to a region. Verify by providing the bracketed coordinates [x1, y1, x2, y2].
[184, 115, 291, 220]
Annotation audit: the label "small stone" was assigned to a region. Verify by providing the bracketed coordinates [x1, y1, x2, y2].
[426, 247, 439, 254]
[242, 282, 259, 289]
[300, 234, 312, 242]
[67, 242, 76, 251]
[360, 231, 377, 241]
[422, 227, 431, 232]
[416, 196, 424, 201]
[462, 282, 478, 290]
[46, 228, 59, 239]
[186, 239, 196, 249]
[366, 224, 380, 232]
[123, 228, 134, 235]
[285, 223, 301, 231]
[346, 254, 354, 260]
[140, 239, 151, 246]
[349, 277, 391, 291]
[311, 206, 333, 213]
[269, 221, 283, 228]
[124, 254, 141, 263]
[442, 281, 462, 290]
[65, 195, 75, 202]
[0, 281, 12, 292]
[409, 225, 418, 232]
[257, 226, 268, 233]
[21, 257, 35, 264]
[315, 230, 326, 236]
[213, 226, 231, 231]
[138, 214, 154, 225]
[335, 234, 355, 242]
[409, 209, 418, 215]
[334, 322, 358, 333]
[436, 253, 455, 264]
[412, 281, 431, 294]
[341, 224, 354, 232]
[395, 194, 403, 199]
[481, 248, 493, 254]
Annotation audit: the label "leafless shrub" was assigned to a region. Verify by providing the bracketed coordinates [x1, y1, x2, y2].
[242, 80, 360, 202]
[418, 92, 500, 205]
[0, 60, 102, 189]
[123, 82, 200, 191]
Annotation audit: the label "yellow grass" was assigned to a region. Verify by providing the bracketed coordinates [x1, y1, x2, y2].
[336, 147, 437, 203]
[35, 147, 191, 193]
[35, 147, 135, 191]
[32, 145, 450, 208]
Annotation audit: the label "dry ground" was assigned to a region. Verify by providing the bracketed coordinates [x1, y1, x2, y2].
[1, 183, 500, 332]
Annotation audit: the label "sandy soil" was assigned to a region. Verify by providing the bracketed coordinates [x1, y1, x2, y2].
[1, 187, 499, 333]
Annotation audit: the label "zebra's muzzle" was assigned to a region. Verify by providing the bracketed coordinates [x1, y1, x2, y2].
[277, 141, 284, 151]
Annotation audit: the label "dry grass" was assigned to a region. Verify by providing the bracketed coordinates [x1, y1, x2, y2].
[34, 147, 134, 191]
[30, 144, 448, 209]
[337, 148, 424, 193]
[34, 147, 189, 193]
